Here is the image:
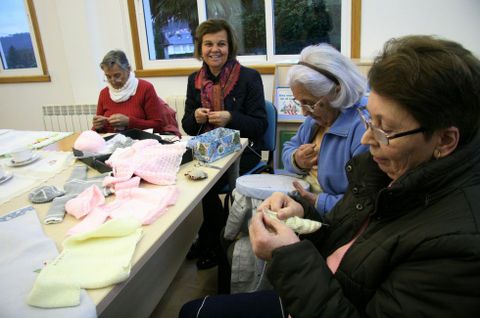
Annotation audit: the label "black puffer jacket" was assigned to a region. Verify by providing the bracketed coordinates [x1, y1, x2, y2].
[268, 132, 480, 317]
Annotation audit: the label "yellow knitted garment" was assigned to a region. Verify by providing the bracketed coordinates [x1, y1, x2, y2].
[27, 217, 142, 308]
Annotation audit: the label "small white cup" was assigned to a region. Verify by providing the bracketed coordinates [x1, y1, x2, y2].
[10, 147, 33, 163]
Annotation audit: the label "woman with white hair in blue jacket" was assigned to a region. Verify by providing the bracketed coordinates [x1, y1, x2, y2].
[283, 44, 369, 215]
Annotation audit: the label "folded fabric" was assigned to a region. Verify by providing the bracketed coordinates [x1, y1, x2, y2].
[67, 186, 179, 236]
[27, 217, 142, 308]
[45, 165, 112, 224]
[65, 185, 105, 219]
[110, 186, 180, 224]
[103, 139, 186, 186]
[0, 206, 96, 317]
[111, 176, 141, 191]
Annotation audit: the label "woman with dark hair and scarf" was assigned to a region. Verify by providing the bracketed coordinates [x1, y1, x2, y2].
[182, 19, 267, 270]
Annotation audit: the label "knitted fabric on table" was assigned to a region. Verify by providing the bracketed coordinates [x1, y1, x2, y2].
[67, 185, 180, 236]
[112, 176, 141, 191]
[103, 139, 186, 187]
[45, 166, 112, 224]
[65, 185, 105, 219]
[28, 185, 65, 203]
[73, 130, 106, 153]
[27, 217, 142, 308]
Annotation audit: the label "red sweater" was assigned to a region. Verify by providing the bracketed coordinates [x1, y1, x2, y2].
[96, 79, 180, 135]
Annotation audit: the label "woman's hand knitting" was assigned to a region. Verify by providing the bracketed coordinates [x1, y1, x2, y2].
[294, 143, 318, 170]
[257, 192, 304, 220]
[249, 211, 300, 261]
[108, 113, 129, 130]
[93, 115, 108, 130]
[195, 107, 210, 124]
[208, 110, 231, 127]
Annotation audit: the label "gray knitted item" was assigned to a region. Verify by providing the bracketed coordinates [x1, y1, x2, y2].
[44, 166, 112, 224]
[28, 186, 65, 203]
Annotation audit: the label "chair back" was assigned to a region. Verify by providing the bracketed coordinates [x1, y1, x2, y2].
[220, 100, 277, 208]
[262, 100, 277, 152]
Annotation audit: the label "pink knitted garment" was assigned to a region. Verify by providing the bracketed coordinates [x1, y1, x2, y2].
[74, 130, 106, 153]
[65, 185, 105, 219]
[103, 139, 186, 187]
[109, 186, 180, 224]
[67, 186, 180, 236]
[112, 176, 141, 191]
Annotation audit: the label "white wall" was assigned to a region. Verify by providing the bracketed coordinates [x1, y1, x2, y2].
[361, 0, 480, 58]
[0, 0, 478, 130]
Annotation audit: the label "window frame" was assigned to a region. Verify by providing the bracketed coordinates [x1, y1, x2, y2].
[0, 0, 50, 83]
[127, 0, 362, 77]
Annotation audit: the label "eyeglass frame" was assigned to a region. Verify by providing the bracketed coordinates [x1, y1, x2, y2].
[357, 106, 425, 145]
[293, 97, 324, 113]
[103, 68, 129, 83]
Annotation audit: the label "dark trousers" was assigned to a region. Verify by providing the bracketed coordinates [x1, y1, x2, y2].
[179, 290, 286, 318]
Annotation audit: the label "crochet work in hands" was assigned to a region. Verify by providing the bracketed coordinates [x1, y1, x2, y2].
[104, 139, 187, 187]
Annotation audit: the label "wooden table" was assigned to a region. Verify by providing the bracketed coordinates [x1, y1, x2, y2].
[43, 132, 81, 152]
[0, 134, 246, 318]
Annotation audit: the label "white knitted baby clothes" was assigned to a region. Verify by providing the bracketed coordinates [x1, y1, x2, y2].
[103, 139, 187, 186]
[27, 217, 142, 308]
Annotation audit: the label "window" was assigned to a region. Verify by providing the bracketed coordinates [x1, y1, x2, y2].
[128, 0, 361, 76]
[274, 0, 340, 54]
[0, 0, 49, 83]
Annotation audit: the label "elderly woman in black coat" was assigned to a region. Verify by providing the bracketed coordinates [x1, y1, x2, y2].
[180, 35, 480, 317]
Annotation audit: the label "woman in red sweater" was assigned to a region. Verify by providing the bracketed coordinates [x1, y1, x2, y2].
[93, 50, 180, 135]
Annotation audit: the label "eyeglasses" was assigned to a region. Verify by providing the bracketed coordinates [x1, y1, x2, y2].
[357, 106, 425, 145]
[294, 98, 324, 113]
[103, 72, 125, 83]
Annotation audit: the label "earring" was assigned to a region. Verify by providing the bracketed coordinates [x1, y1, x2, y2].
[434, 149, 441, 159]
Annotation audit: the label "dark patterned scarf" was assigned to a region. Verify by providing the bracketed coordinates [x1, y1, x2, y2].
[194, 59, 241, 113]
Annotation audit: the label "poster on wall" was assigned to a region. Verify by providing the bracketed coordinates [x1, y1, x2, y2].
[274, 87, 306, 121]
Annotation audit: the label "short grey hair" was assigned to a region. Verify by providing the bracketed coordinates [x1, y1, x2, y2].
[100, 50, 130, 71]
[287, 44, 367, 110]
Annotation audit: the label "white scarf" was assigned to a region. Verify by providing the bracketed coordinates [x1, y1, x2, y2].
[108, 72, 139, 103]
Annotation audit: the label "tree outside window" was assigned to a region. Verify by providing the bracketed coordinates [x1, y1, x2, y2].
[274, 0, 339, 54]
[0, 0, 49, 83]
[206, 0, 266, 56]
[0, 0, 37, 69]
[142, 0, 340, 61]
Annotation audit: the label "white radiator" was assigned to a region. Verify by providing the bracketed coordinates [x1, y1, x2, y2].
[43, 99, 185, 134]
[165, 95, 186, 135]
[42, 104, 96, 132]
